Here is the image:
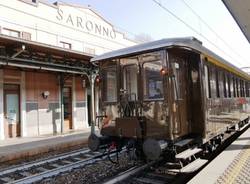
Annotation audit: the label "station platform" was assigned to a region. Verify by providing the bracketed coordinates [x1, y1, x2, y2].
[189, 127, 250, 184]
[0, 129, 92, 163]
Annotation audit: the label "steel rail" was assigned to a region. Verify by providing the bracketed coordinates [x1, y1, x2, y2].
[12, 156, 99, 184]
[11, 150, 123, 184]
[103, 161, 156, 184]
[0, 148, 90, 176]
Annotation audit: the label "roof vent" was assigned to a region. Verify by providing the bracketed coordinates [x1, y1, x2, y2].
[191, 37, 203, 45]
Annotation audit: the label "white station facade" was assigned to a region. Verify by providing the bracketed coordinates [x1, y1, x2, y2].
[0, 0, 136, 140]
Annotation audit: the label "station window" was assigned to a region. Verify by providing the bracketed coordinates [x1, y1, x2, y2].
[59, 41, 72, 49]
[22, 32, 31, 40]
[84, 47, 95, 55]
[2, 28, 20, 38]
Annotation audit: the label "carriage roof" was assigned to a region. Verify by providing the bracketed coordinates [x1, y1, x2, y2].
[91, 37, 250, 80]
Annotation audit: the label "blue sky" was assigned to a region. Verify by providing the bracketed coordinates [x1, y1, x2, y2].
[49, 0, 250, 69]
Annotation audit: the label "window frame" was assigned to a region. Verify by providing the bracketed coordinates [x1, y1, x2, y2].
[2, 28, 20, 38]
[142, 60, 164, 101]
[204, 64, 211, 98]
[59, 41, 72, 50]
[101, 66, 118, 103]
[227, 74, 232, 98]
[122, 64, 138, 101]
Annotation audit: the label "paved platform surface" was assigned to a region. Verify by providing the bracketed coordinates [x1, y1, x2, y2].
[0, 129, 92, 163]
[189, 127, 250, 184]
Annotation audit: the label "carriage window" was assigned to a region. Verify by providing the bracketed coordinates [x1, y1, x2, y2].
[247, 82, 250, 97]
[143, 61, 163, 99]
[233, 77, 237, 97]
[240, 80, 243, 97]
[246, 82, 249, 97]
[215, 70, 220, 98]
[204, 65, 210, 98]
[209, 67, 217, 98]
[243, 81, 246, 97]
[218, 71, 224, 98]
[239, 80, 242, 97]
[236, 78, 240, 97]
[103, 68, 117, 102]
[223, 73, 228, 98]
[228, 74, 232, 98]
[123, 65, 138, 100]
[143, 59, 163, 100]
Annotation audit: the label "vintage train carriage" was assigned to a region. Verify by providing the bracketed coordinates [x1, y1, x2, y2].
[89, 37, 250, 159]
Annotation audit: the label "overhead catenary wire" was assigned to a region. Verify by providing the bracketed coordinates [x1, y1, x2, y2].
[180, 0, 248, 65]
[151, 0, 245, 66]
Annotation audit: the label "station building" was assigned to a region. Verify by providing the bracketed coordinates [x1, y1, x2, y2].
[0, 0, 136, 140]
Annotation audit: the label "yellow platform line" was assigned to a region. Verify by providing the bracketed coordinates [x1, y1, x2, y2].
[216, 143, 250, 184]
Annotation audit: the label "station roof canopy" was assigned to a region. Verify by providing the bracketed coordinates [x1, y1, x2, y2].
[0, 34, 95, 75]
[222, 0, 250, 43]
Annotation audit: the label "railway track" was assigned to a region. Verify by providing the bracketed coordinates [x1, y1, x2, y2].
[103, 161, 181, 184]
[103, 124, 250, 184]
[1, 125, 249, 184]
[0, 148, 108, 184]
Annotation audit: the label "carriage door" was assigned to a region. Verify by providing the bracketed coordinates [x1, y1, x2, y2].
[4, 84, 21, 138]
[170, 54, 188, 136]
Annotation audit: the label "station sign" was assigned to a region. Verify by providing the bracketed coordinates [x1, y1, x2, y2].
[56, 7, 117, 40]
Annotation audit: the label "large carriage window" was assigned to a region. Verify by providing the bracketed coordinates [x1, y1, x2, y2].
[142, 52, 164, 100]
[143, 61, 163, 99]
[103, 68, 117, 102]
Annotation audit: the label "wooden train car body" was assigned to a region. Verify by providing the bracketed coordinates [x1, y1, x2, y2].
[90, 37, 250, 158]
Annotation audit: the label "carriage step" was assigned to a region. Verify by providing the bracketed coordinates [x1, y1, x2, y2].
[179, 158, 208, 173]
[176, 147, 202, 160]
[239, 123, 249, 131]
[165, 162, 182, 169]
[134, 177, 166, 184]
[174, 138, 193, 147]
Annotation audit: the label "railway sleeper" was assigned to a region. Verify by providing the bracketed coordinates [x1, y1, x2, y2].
[0, 176, 15, 183]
